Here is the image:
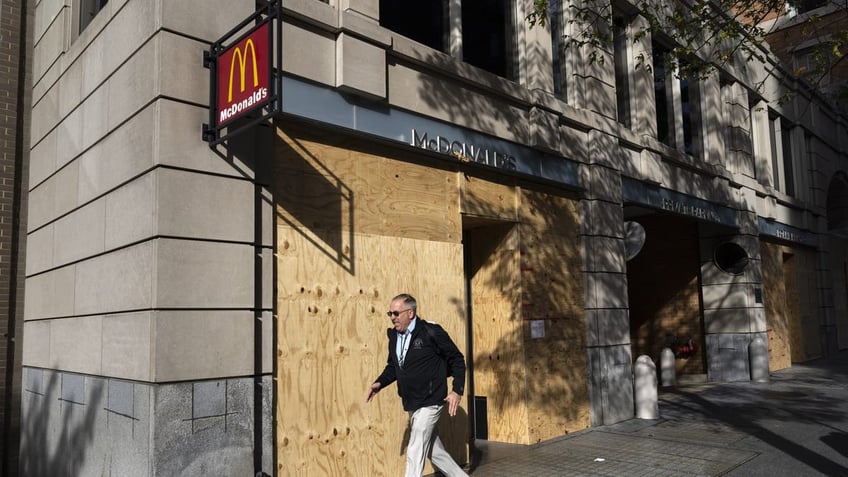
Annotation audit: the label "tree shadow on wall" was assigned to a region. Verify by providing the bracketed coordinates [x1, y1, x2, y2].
[459, 176, 591, 445]
[18, 371, 105, 477]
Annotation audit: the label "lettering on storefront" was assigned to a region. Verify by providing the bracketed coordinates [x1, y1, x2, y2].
[661, 198, 721, 222]
[411, 129, 517, 171]
[775, 228, 800, 242]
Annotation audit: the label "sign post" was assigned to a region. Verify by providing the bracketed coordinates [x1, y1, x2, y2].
[202, 1, 281, 145]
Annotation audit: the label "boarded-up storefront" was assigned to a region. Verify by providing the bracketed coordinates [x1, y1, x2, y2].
[272, 122, 589, 475]
[761, 241, 823, 371]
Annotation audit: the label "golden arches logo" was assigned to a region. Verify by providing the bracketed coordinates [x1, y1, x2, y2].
[227, 38, 259, 103]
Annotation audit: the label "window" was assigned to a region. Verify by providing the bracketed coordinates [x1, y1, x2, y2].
[462, 0, 517, 79]
[652, 42, 702, 157]
[79, 0, 108, 33]
[380, 0, 447, 52]
[768, 114, 796, 196]
[789, 0, 828, 15]
[679, 59, 695, 155]
[653, 43, 671, 146]
[782, 123, 795, 196]
[550, 0, 566, 99]
[613, 12, 631, 127]
[793, 45, 833, 86]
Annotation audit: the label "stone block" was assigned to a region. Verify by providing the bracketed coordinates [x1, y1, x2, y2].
[584, 271, 628, 309]
[27, 178, 55, 230]
[102, 312, 153, 382]
[529, 107, 559, 152]
[25, 224, 54, 275]
[81, 85, 110, 153]
[152, 378, 258, 476]
[161, 0, 253, 42]
[579, 199, 624, 238]
[153, 310, 254, 382]
[159, 32, 208, 106]
[588, 130, 621, 169]
[81, 28, 108, 98]
[342, 0, 379, 19]
[61, 373, 86, 404]
[50, 316, 103, 374]
[24, 367, 44, 394]
[700, 260, 749, 286]
[155, 239, 255, 309]
[583, 236, 626, 274]
[705, 333, 751, 382]
[591, 344, 634, 425]
[30, 83, 58, 144]
[193, 381, 227, 418]
[282, 21, 336, 87]
[22, 321, 51, 368]
[107, 39, 157, 132]
[78, 104, 157, 204]
[703, 308, 751, 334]
[585, 309, 630, 347]
[156, 168, 255, 243]
[155, 101, 253, 178]
[104, 172, 156, 250]
[53, 198, 106, 266]
[582, 164, 623, 203]
[336, 32, 386, 100]
[32, 9, 65, 82]
[59, 59, 84, 124]
[24, 265, 76, 320]
[107, 379, 135, 417]
[702, 283, 750, 309]
[33, 0, 65, 41]
[29, 127, 58, 188]
[55, 108, 84, 171]
[74, 242, 155, 316]
[102, 0, 157, 79]
[53, 159, 80, 216]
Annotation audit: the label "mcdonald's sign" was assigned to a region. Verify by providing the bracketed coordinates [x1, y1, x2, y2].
[216, 21, 270, 126]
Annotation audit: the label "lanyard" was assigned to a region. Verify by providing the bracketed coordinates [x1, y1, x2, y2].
[398, 332, 410, 366]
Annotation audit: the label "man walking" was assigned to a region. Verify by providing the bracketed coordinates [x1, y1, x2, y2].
[365, 293, 468, 477]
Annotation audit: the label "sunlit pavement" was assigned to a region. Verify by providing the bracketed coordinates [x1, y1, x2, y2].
[467, 351, 848, 476]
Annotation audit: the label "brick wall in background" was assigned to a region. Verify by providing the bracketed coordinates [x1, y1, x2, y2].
[0, 0, 31, 475]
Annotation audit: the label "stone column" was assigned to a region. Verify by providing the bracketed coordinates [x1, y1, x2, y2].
[581, 129, 634, 425]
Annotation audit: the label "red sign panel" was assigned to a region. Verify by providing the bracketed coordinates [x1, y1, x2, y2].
[217, 22, 270, 126]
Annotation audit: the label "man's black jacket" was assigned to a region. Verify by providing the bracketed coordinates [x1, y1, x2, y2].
[374, 318, 466, 412]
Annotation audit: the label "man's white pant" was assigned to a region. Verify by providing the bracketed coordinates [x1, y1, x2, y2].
[405, 405, 467, 477]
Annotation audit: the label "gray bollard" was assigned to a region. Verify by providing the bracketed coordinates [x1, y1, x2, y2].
[660, 347, 676, 387]
[749, 336, 769, 383]
[634, 355, 659, 419]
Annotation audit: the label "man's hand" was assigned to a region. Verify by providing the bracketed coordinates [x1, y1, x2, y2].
[444, 391, 461, 416]
[365, 382, 381, 403]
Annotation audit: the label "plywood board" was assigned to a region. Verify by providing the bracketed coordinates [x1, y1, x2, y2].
[460, 175, 518, 221]
[761, 241, 792, 371]
[518, 189, 590, 442]
[273, 125, 468, 477]
[468, 224, 528, 444]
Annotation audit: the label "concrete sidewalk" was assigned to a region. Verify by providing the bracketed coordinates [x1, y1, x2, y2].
[467, 350, 848, 476]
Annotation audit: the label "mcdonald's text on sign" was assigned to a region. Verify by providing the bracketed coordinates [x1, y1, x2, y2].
[217, 22, 270, 126]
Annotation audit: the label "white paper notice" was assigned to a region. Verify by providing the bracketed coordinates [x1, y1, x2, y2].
[530, 320, 545, 339]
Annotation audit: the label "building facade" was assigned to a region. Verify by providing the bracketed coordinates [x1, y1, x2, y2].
[20, 0, 848, 476]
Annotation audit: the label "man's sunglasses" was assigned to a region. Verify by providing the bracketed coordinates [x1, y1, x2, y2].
[386, 308, 412, 317]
